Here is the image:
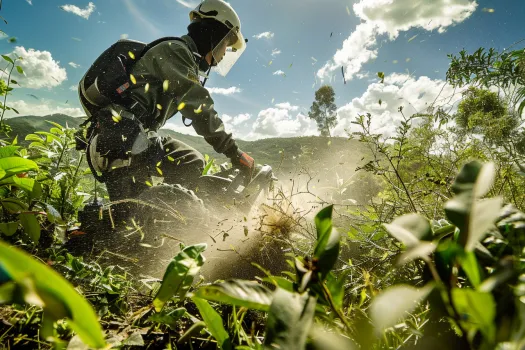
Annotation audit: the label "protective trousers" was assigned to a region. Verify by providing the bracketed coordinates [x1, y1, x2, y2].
[104, 136, 205, 204]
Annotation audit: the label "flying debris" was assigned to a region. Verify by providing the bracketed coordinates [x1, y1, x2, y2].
[27, 94, 39, 100]
[330, 32, 333, 38]
[71, 37, 82, 42]
[407, 34, 418, 43]
[482, 8, 495, 13]
[65, 100, 68, 104]
[341, 66, 346, 84]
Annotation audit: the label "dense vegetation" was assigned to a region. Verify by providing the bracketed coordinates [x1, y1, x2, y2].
[1, 18, 525, 350]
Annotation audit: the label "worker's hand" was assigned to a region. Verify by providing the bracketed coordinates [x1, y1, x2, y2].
[230, 149, 254, 171]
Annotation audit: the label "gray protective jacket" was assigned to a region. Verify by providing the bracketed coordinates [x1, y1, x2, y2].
[122, 35, 239, 158]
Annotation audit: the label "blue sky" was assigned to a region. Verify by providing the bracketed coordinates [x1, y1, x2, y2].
[0, 0, 523, 139]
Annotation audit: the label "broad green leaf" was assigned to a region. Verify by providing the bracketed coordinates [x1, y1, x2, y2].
[122, 333, 144, 346]
[25, 134, 44, 143]
[325, 272, 345, 310]
[16, 66, 24, 75]
[308, 325, 357, 350]
[397, 242, 437, 265]
[0, 221, 18, 236]
[384, 213, 431, 247]
[35, 131, 61, 143]
[263, 288, 316, 350]
[0, 157, 38, 178]
[45, 204, 63, 224]
[0, 145, 19, 158]
[30, 181, 42, 200]
[46, 121, 65, 130]
[193, 297, 232, 350]
[1, 54, 13, 64]
[0, 241, 106, 348]
[466, 197, 502, 251]
[202, 158, 214, 175]
[459, 251, 482, 288]
[148, 307, 186, 329]
[0, 176, 35, 193]
[153, 243, 206, 312]
[194, 279, 273, 311]
[1, 198, 28, 213]
[452, 289, 496, 343]
[315, 205, 333, 240]
[370, 284, 434, 332]
[474, 162, 495, 197]
[313, 205, 341, 280]
[19, 213, 40, 242]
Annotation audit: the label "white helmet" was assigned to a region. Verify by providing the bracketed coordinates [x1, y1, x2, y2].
[189, 0, 246, 76]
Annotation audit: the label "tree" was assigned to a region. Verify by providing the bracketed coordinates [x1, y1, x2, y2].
[308, 85, 338, 137]
[454, 87, 519, 146]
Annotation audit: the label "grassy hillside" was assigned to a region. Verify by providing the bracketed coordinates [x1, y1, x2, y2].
[4, 115, 372, 202]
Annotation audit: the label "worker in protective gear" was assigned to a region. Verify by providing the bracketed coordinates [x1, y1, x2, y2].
[78, 0, 254, 205]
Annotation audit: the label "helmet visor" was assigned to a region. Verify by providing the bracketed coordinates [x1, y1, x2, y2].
[212, 28, 246, 77]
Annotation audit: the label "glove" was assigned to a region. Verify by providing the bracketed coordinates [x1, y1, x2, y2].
[229, 149, 254, 170]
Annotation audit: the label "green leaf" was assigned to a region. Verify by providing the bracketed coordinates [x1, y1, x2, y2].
[192, 297, 232, 350]
[45, 204, 62, 224]
[25, 134, 44, 143]
[377, 71, 385, 83]
[202, 158, 214, 175]
[34, 131, 61, 143]
[0, 157, 38, 178]
[19, 213, 40, 242]
[0, 240, 106, 348]
[148, 307, 186, 329]
[263, 288, 317, 350]
[0, 221, 18, 236]
[194, 279, 273, 311]
[383, 213, 431, 247]
[397, 242, 437, 265]
[122, 333, 144, 346]
[1, 55, 13, 65]
[370, 284, 434, 332]
[0, 145, 19, 158]
[313, 205, 341, 280]
[15, 66, 24, 75]
[452, 289, 496, 343]
[153, 243, 206, 312]
[459, 251, 482, 288]
[0, 176, 35, 193]
[1, 198, 28, 213]
[466, 197, 502, 251]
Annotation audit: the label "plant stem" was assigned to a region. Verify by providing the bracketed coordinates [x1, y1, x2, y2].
[0, 60, 15, 125]
[321, 281, 353, 333]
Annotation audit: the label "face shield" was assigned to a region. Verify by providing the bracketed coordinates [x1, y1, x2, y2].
[211, 27, 246, 77]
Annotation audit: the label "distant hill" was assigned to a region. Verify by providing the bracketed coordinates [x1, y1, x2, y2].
[5, 115, 369, 194]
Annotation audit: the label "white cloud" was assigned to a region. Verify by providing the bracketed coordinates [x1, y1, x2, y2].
[207, 86, 242, 96]
[69, 85, 78, 91]
[222, 113, 251, 126]
[68, 62, 80, 68]
[271, 49, 281, 57]
[273, 70, 285, 76]
[253, 32, 274, 40]
[318, 0, 478, 80]
[176, 0, 199, 8]
[5, 99, 84, 118]
[354, 0, 478, 38]
[333, 73, 460, 138]
[8, 46, 67, 89]
[247, 107, 317, 140]
[59, 2, 96, 20]
[26, 0, 33, 5]
[275, 102, 299, 111]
